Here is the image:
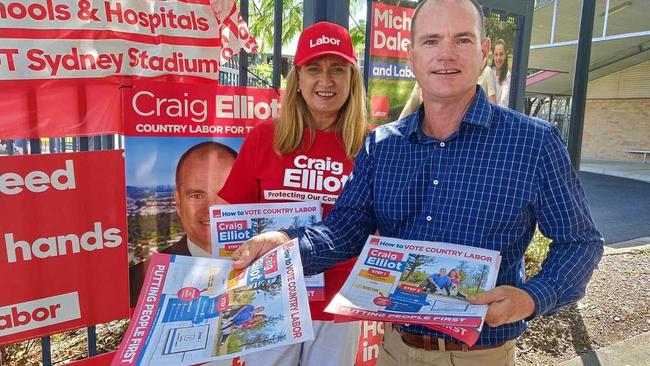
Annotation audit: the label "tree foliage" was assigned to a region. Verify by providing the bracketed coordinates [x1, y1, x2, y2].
[248, 0, 367, 53]
[251, 217, 275, 234]
[249, 0, 305, 53]
[401, 254, 438, 282]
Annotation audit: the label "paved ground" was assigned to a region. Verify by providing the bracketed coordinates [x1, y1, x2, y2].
[578, 172, 650, 244]
[580, 158, 650, 184]
[558, 332, 650, 366]
[556, 159, 650, 366]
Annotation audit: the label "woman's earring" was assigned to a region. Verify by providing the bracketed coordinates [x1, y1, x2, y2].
[297, 88, 301, 93]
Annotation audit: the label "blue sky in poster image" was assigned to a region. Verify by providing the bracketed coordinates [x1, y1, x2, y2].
[125, 136, 243, 187]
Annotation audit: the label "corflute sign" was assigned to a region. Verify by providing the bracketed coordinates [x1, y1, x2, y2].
[370, 2, 414, 59]
[123, 81, 281, 138]
[0, 151, 129, 345]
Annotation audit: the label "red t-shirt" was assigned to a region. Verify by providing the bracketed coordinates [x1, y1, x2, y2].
[219, 121, 356, 321]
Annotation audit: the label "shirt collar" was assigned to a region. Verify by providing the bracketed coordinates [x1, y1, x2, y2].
[187, 238, 211, 258]
[405, 86, 493, 142]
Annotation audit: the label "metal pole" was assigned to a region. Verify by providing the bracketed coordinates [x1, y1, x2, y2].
[239, 0, 249, 87]
[29, 139, 41, 154]
[550, 0, 559, 44]
[363, 0, 372, 91]
[102, 134, 114, 150]
[79, 137, 89, 151]
[303, 0, 349, 28]
[568, 0, 596, 169]
[41, 337, 52, 366]
[602, 0, 610, 37]
[88, 326, 97, 356]
[7, 140, 14, 155]
[511, 9, 533, 113]
[272, 0, 283, 88]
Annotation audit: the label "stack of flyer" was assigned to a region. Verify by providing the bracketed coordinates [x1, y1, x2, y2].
[210, 201, 326, 301]
[112, 240, 313, 365]
[325, 235, 501, 346]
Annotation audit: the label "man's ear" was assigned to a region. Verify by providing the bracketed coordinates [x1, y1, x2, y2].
[481, 37, 491, 69]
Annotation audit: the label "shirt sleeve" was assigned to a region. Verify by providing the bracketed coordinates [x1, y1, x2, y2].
[520, 125, 604, 318]
[284, 134, 379, 275]
[218, 127, 261, 203]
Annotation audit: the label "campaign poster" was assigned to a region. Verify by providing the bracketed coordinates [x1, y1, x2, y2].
[123, 81, 280, 306]
[355, 320, 384, 366]
[0, 151, 129, 345]
[0, 0, 257, 139]
[367, 0, 418, 127]
[484, 8, 518, 108]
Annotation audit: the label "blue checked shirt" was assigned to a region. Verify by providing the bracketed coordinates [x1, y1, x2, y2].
[285, 88, 604, 345]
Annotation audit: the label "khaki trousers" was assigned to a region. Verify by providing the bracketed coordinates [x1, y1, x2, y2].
[377, 324, 516, 366]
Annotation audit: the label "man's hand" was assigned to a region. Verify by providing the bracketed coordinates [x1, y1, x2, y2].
[231, 231, 290, 269]
[467, 285, 536, 327]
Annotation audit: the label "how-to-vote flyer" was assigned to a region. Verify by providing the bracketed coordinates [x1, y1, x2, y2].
[112, 240, 313, 365]
[210, 201, 326, 301]
[326, 235, 502, 346]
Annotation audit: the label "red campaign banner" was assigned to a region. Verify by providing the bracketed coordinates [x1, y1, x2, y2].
[370, 2, 414, 59]
[370, 95, 390, 121]
[0, 75, 218, 140]
[0, 78, 123, 140]
[123, 80, 281, 138]
[0, 151, 129, 345]
[0, 0, 257, 80]
[356, 321, 383, 366]
[0, 0, 258, 140]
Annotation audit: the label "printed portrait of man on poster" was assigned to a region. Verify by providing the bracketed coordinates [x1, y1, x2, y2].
[123, 81, 281, 306]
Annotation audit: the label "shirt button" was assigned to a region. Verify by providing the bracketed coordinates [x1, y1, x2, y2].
[433, 180, 439, 185]
[426, 216, 432, 222]
[439, 142, 446, 147]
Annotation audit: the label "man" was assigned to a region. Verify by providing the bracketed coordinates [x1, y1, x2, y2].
[222, 305, 265, 331]
[129, 141, 236, 306]
[165, 141, 237, 256]
[231, 0, 604, 364]
[424, 268, 451, 295]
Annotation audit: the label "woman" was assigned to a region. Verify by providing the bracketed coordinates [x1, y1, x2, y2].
[217, 21, 367, 366]
[448, 269, 465, 299]
[491, 39, 511, 107]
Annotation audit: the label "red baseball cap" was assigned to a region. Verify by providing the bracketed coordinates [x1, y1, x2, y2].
[294, 21, 357, 66]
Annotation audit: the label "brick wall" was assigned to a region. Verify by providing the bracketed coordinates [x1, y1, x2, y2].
[583, 98, 650, 161]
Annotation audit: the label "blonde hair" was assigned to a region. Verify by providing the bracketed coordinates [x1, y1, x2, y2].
[273, 63, 367, 160]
